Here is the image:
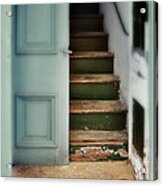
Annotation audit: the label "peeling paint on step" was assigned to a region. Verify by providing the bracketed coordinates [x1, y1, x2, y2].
[70, 145, 128, 161]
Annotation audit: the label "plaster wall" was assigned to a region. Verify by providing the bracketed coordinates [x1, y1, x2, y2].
[100, 2, 131, 106]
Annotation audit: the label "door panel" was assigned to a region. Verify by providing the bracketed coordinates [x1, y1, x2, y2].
[13, 4, 69, 165]
[16, 5, 57, 54]
[16, 94, 57, 149]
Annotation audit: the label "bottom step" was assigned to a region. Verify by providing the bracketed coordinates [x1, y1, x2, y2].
[70, 130, 128, 161]
[70, 143, 128, 161]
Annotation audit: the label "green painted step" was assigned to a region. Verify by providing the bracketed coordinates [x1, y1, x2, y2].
[71, 14, 103, 32]
[70, 130, 128, 161]
[70, 32, 108, 51]
[70, 74, 119, 100]
[70, 3, 99, 15]
[70, 51, 113, 74]
[70, 100, 127, 130]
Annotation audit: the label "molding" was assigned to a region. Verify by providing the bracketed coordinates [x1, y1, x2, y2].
[16, 5, 58, 54]
[15, 93, 58, 149]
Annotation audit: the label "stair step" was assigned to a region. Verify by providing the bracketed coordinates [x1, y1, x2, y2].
[70, 100, 127, 130]
[70, 32, 108, 51]
[70, 130, 127, 142]
[70, 144, 128, 161]
[71, 14, 103, 32]
[71, 141, 126, 146]
[71, 14, 103, 19]
[70, 74, 119, 84]
[70, 51, 113, 74]
[70, 130, 128, 161]
[71, 51, 113, 59]
[70, 100, 127, 114]
[70, 74, 119, 100]
[70, 3, 99, 15]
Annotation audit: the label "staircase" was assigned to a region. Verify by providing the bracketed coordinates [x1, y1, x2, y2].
[70, 3, 128, 161]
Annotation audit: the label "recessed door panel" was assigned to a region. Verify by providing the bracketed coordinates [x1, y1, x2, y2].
[16, 5, 57, 54]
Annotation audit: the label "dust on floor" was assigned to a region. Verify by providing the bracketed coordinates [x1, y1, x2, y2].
[13, 160, 135, 180]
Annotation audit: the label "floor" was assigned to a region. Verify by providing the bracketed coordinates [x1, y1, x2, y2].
[13, 160, 135, 180]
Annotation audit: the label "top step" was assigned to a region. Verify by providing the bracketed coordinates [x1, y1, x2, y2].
[70, 14, 103, 32]
[71, 32, 108, 38]
[70, 3, 99, 15]
[70, 14, 103, 19]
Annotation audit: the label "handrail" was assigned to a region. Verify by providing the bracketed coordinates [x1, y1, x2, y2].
[113, 2, 129, 36]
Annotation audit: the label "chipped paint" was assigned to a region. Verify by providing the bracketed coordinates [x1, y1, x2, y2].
[129, 50, 154, 180]
[70, 145, 128, 161]
[130, 146, 146, 180]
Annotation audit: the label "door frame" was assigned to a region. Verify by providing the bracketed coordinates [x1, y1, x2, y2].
[1, 5, 13, 176]
[128, 1, 158, 180]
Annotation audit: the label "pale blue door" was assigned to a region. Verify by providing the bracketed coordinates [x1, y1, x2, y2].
[13, 4, 69, 165]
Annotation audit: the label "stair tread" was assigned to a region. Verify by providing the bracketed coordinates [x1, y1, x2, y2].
[70, 130, 127, 142]
[70, 74, 119, 84]
[70, 141, 126, 146]
[71, 14, 103, 19]
[70, 100, 127, 114]
[71, 32, 108, 38]
[70, 51, 113, 59]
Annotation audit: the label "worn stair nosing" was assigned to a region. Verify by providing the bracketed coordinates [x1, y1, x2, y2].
[70, 141, 127, 146]
[70, 74, 119, 84]
[70, 100, 127, 114]
[70, 51, 114, 59]
[71, 32, 108, 38]
[70, 130, 127, 142]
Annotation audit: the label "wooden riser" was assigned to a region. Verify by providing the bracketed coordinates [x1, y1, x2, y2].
[70, 113, 126, 130]
[71, 58, 113, 74]
[71, 15, 103, 32]
[70, 83, 119, 100]
[70, 37, 108, 51]
[70, 3, 99, 15]
[70, 51, 113, 73]
[70, 144, 128, 161]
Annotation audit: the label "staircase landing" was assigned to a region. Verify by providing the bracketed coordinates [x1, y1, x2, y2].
[13, 161, 135, 180]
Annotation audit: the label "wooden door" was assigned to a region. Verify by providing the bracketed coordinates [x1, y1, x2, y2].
[12, 4, 69, 165]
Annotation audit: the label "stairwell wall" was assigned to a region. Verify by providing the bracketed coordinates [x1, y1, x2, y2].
[100, 2, 158, 180]
[100, 2, 131, 107]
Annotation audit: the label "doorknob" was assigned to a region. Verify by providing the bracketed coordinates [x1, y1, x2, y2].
[6, 11, 12, 17]
[60, 48, 72, 55]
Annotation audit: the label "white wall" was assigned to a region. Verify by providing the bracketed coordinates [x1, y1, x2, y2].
[100, 2, 131, 106]
[100, 2, 158, 180]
